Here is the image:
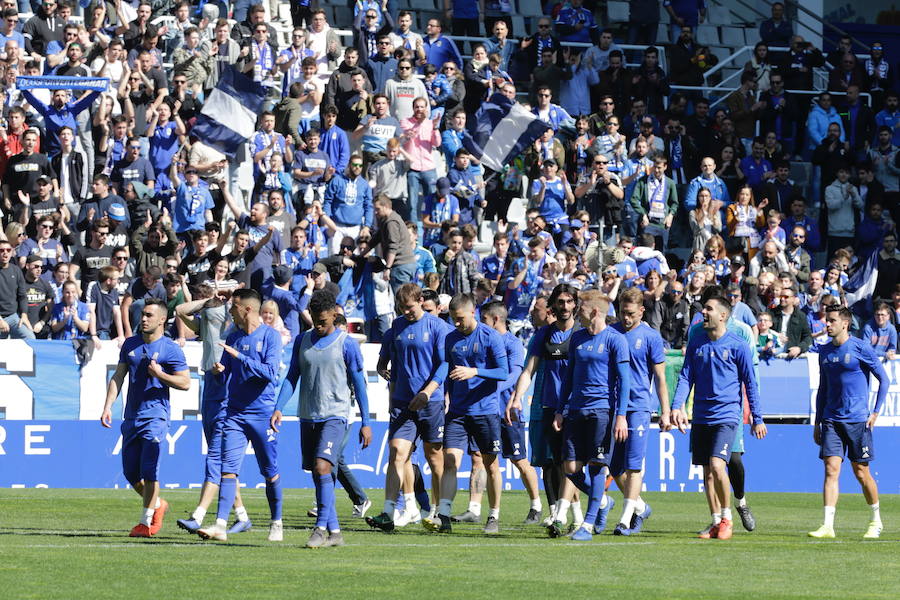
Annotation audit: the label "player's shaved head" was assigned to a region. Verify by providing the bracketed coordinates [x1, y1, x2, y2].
[449, 293, 474, 312]
[579, 289, 609, 314]
[480, 300, 508, 321]
[232, 288, 262, 309]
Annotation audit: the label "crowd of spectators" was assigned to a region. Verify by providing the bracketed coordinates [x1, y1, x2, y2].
[0, 0, 897, 362]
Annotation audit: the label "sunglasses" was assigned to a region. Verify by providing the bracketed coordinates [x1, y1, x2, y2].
[113, 256, 128, 261]
[595, 160, 609, 165]
[378, 41, 390, 45]
[39, 224, 54, 229]
[538, 93, 550, 97]
[538, 24, 550, 28]
[366, 14, 377, 18]
[165, 264, 178, 269]
[350, 162, 363, 167]
[443, 66, 455, 71]
[671, 290, 683, 294]
[340, 244, 354, 250]
[398, 66, 411, 70]
[96, 231, 109, 236]
[601, 101, 614, 105]
[174, 79, 187, 84]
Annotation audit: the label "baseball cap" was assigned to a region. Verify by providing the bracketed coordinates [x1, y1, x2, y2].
[312, 262, 328, 275]
[436, 177, 452, 195]
[108, 203, 127, 221]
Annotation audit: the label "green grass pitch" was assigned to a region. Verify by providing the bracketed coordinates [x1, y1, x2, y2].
[1, 489, 898, 599]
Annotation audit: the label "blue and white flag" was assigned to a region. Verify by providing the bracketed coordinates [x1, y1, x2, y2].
[192, 66, 266, 158]
[463, 93, 549, 172]
[844, 251, 879, 314]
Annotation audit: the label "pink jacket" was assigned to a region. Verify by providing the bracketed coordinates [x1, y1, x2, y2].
[400, 116, 441, 172]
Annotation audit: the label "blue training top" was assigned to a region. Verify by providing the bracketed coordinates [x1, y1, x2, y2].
[220, 323, 283, 417]
[559, 326, 631, 415]
[673, 330, 763, 426]
[379, 313, 451, 407]
[120, 335, 188, 420]
[612, 322, 666, 413]
[444, 322, 509, 416]
[816, 336, 889, 423]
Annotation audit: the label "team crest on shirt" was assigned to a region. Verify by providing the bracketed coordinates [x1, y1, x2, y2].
[844, 353, 851, 364]
[598, 343, 605, 353]
[242, 344, 249, 351]
[256, 341, 263, 352]
[720, 349, 730, 360]
[423, 331, 430, 342]
[634, 338, 642, 350]
[473, 343, 479, 353]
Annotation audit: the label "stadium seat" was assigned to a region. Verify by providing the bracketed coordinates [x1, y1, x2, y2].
[510, 15, 526, 37]
[695, 24, 720, 47]
[657, 23, 669, 43]
[707, 4, 731, 25]
[334, 6, 353, 26]
[744, 28, 761, 46]
[607, 1, 630, 23]
[720, 26, 746, 48]
[517, 0, 544, 17]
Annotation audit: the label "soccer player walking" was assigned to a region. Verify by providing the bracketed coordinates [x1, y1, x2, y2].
[175, 289, 251, 535]
[808, 306, 889, 539]
[424, 294, 509, 535]
[367, 284, 448, 532]
[274, 291, 372, 548]
[555, 291, 631, 541]
[101, 298, 190, 537]
[610, 288, 671, 535]
[671, 295, 767, 540]
[482, 301, 543, 524]
[197, 289, 285, 543]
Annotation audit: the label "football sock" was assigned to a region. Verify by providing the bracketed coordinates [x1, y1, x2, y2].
[712, 513, 722, 525]
[215, 518, 227, 528]
[315, 473, 335, 530]
[582, 465, 606, 525]
[870, 503, 880, 524]
[383, 499, 397, 516]
[191, 506, 207, 524]
[737, 496, 747, 508]
[488, 507, 500, 520]
[438, 499, 453, 518]
[141, 508, 154, 527]
[557, 499, 571, 525]
[721, 507, 733, 522]
[234, 506, 249, 522]
[265, 477, 283, 521]
[468, 501, 482, 516]
[403, 493, 416, 513]
[216, 477, 237, 522]
[571, 500, 584, 524]
[728, 452, 746, 500]
[153, 498, 161, 510]
[634, 497, 647, 515]
[824, 505, 836, 528]
[620, 498, 637, 526]
[531, 498, 542, 511]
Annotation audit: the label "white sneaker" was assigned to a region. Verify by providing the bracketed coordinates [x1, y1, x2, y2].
[406, 508, 422, 524]
[197, 523, 227, 542]
[395, 507, 412, 527]
[268, 521, 283, 542]
[427, 507, 437, 520]
[352, 499, 372, 518]
[863, 521, 883, 539]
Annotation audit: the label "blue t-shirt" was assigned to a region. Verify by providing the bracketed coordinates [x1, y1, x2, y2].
[530, 178, 567, 223]
[50, 301, 91, 340]
[422, 194, 459, 247]
[561, 327, 631, 414]
[673, 330, 762, 425]
[444, 322, 509, 416]
[221, 324, 283, 417]
[87, 283, 120, 336]
[528, 323, 578, 410]
[816, 337, 889, 423]
[481, 254, 507, 282]
[379, 313, 452, 406]
[149, 121, 179, 174]
[612, 322, 666, 412]
[731, 301, 757, 330]
[119, 335, 188, 420]
[861, 321, 897, 358]
[172, 182, 214, 233]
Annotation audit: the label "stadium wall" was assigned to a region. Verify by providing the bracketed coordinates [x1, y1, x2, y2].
[0, 340, 898, 492]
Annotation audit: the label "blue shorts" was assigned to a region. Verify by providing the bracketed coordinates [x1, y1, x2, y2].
[388, 402, 445, 445]
[541, 407, 565, 463]
[610, 411, 651, 476]
[563, 408, 613, 465]
[121, 418, 168, 485]
[221, 413, 279, 479]
[501, 412, 527, 460]
[301, 418, 348, 470]
[820, 420, 874, 463]
[444, 413, 501, 455]
[690, 422, 739, 466]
